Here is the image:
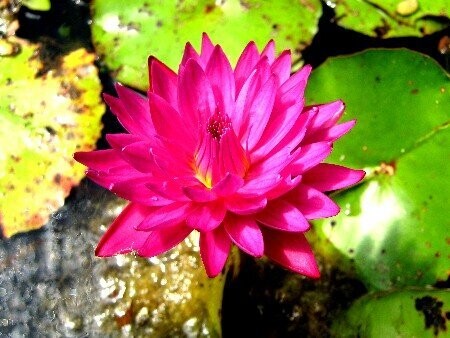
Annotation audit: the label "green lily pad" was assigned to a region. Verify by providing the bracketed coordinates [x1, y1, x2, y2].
[333, 0, 449, 38]
[0, 37, 104, 238]
[306, 49, 450, 290]
[332, 289, 450, 337]
[22, 0, 51, 11]
[91, 0, 321, 90]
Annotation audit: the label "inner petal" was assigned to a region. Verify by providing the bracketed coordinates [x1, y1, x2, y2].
[194, 110, 248, 188]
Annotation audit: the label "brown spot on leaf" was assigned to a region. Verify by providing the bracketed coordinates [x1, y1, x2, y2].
[205, 4, 215, 13]
[411, 88, 419, 94]
[415, 296, 448, 335]
[438, 36, 450, 55]
[375, 161, 396, 176]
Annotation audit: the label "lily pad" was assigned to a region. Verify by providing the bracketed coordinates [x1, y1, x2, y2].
[22, 0, 51, 11]
[332, 0, 449, 38]
[91, 0, 321, 90]
[0, 37, 104, 238]
[306, 49, 450, 290]
[331, 289, 450, 337]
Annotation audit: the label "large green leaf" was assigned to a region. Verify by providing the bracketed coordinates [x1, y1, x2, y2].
[332, 289, 450, 337]
[306, 49, 450, 290]
[333, 0, 449, 38]
[0, 37, 104, 238]
[91, 0, 321, 90]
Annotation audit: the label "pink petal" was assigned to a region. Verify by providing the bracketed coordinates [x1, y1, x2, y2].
[200, 32, 215, 66]
[95, 203, 152, 256]
[304, 120, 356, 144]
[181, 42, 201, 66]
[251, 103, 308, 161]
[136, 202, 191, 230]
[103, 93, 147, 137]
[106, 133, 142, 150]
[225, 195, 267, 215]
[121, 141, 153, 173]
[183, 184, 216, 202]
[277, 65, 311, 104]
[200, 226, 231, 277]
[146, 179, 190, 202]
[246, 75, 278, 150]
[302, 164, 365, 191]
[217, 128, 249, 179]
[186, 201, 226, 231]
[261, 39, 275, 64]
[137, 224, 192, 257]
[149, 92, 195, 152]
[110, 176, 170, 206]
[265, 174, 302, 200]
[212, 173, 244, 197]
[224, 215, 263, 257]
[206, 45, 235, 117]
[262, 228, 320, 278]
[287, 184, 340, 219]
[247, 147, 293, 179]
[115, 83, 154, 133]
[271, 50, 292, 85]
[308, 100, 344, 130]
[257, 199, 310, 232]
[235, 59, 271, 140]
[149, 56, 178, 109]
[74, 150, 123, 171]
[178, 59, 215, 133]
[263, 110, 313, 160]
[290, 142, 332, 175]
[237, 173, 282, 196]
[234, 41, 260, 94]
[238, 174, 282, 196]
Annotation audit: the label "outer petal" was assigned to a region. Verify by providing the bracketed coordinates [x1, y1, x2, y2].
[121, 141, 153, 173]
[106, 133, 142, 150]
[271, 50, 291, 85]
[206, 45, 235, 117]
[180, 42, 201, 66]
[246, 74, 278, 150]
[200, 226, 232, 278]
[178, 59, 215, 133]
[224, 215, 263, 257]
[95, 203, 153, 256]
[234, 41, 260, 94]
[200, 32, 215, 66]
[103, 93, 146, 137]
[262, 228, 320, 278]
[115, 83, 154, 132]
[74, 150, 124, 171]
[136, 202, 191, 230]
[149, 56, 178, 109]
[225, 195, 267, 215]
[290, 142, 332, 175]
[303, 120, 356, 144]
[149, 93, 195, 152]
[287, 184, 340, 220]
[110, 176, 170, 206]
[212, 173, 244, 197]
[186, 201, 227, 231]
[137, 224, 192, 257]
[256, 199, 310, 232]
[302, 164, 365, 191]
[260, 39, 275, 64]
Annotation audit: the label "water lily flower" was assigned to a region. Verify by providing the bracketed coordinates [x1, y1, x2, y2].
[74, 34, 365, 278]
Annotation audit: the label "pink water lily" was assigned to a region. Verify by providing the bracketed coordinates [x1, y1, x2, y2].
[75, 34, 365, 278]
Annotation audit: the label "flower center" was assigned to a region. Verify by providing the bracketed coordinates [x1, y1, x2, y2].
[207, 110, 231, 141]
